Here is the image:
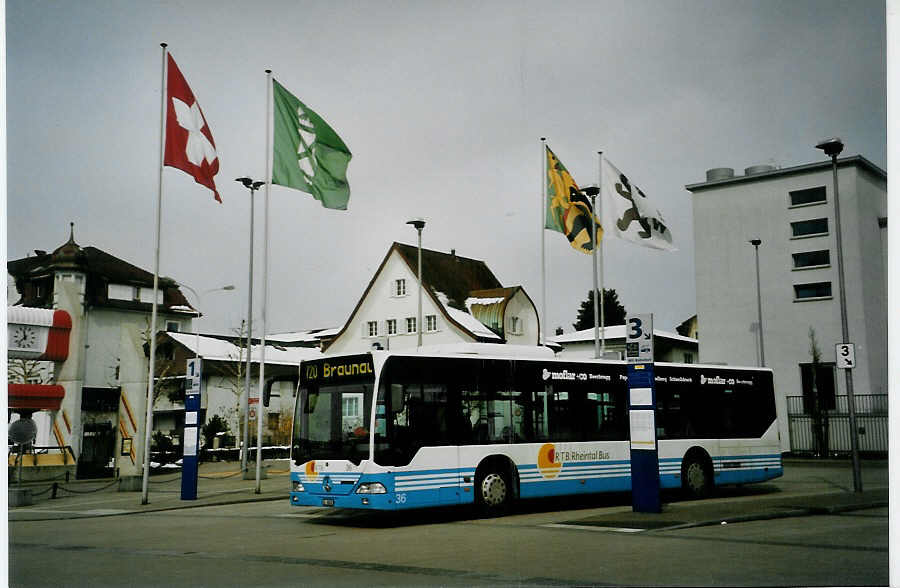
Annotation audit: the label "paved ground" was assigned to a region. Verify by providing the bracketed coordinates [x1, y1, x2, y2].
[9, 458, 889, 586]
[8, 457, 887, 526]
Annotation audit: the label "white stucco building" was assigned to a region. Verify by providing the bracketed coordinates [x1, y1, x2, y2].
[686, 156, 887, 453]
[325, 242, 540, 354]
[8, 227, 198, 478]
[152, 333, 321, 449]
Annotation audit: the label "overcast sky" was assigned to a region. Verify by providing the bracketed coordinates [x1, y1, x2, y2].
[5, 0, 887, 338]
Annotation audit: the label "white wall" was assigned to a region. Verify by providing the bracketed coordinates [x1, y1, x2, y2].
[692, 163, 886, 451]
[504, 289, 539, 345]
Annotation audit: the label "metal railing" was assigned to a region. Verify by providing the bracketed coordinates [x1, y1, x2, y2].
[786, 394, 887, 456]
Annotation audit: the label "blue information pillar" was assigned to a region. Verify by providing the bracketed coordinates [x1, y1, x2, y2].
[626, 314, 661, 513]
[181, 358, 201, 500]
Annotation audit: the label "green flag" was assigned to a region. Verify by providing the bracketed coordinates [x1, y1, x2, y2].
[272, 79, 352, 210]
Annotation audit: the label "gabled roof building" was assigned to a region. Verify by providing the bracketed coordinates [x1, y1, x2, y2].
[324, 243, 539, 354]
[7, 225, 198, 479]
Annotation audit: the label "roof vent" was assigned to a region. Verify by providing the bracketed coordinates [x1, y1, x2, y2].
[744, 164, 776, 176]
[706, 168, 735, 181]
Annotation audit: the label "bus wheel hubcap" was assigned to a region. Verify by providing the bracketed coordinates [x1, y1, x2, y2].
[481, 473, 507, 506]
[687, 463, 705, 489]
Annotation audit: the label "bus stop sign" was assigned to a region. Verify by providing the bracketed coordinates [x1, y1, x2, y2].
[835, 343, 855, 369]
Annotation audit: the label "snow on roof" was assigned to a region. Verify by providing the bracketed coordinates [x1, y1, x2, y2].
[169, 305, 199, 314]
[445, 306, 502, 340]
[168, 332, 321, 365]
[464, 296, 506, 310]
[550, 326, 698, 345]
[268, 328, 338, 343]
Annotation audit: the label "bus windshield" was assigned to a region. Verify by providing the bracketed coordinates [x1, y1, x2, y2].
[291, 382, 373, 466]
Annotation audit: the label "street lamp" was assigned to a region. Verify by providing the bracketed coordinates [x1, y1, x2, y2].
[579, 184, 602, 359]
[236, 177, 264, 474]
[177, 283, 236, 360]
[749, 239, 765, 367]
[406, 218, 425, 348]
[815, 137, 862, 492]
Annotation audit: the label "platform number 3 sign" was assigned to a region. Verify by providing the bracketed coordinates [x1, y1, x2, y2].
[835, 343, 856, 369]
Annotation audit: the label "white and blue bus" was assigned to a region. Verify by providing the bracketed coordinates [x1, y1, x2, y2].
[289, 347, 782, 514]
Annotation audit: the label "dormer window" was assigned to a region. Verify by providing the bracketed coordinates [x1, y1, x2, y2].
[394, 279, 407, 297]
[508, 316, 523, 335]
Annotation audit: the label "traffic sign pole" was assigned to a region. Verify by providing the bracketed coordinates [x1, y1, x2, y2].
[181, 358, 202, 500]
[625, 314, 660, 513]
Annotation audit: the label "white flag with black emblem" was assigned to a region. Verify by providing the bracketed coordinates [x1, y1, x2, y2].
[601, 158, 676, 251]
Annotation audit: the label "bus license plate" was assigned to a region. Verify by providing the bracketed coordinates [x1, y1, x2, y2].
[322, 498, 334, 507]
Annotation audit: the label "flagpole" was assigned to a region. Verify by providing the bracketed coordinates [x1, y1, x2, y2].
[598, 151, 605, 355]
[142, 42, 168, 505]
[540, 137, 547, 347]
[255, 69, 273, 494]
[591, 184, 600, 359]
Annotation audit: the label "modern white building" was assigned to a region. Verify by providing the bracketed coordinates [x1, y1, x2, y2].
[325, 242, 540, 354]
[686, 156, 887, 453]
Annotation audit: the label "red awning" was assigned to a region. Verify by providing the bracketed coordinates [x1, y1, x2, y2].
[8, 383, 66, 411]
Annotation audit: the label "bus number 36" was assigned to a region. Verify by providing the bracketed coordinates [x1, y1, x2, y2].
[395, 493, 406, 504]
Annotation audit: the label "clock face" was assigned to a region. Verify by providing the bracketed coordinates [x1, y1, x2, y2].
[12, 325, 38, 349]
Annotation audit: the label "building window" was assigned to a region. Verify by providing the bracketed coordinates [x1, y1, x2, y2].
[791, 218, 828, 238]
[386, 319, 397, 335]
[794, 282, 832, 300]
[683, 352, 694, 364]
[789, 186, 827, 207]
[425, 315, 437, 332]
[367, 321, 378, 337]
[406, 317, 417, 334]
[508, 316, 522, 335]
[165, 321, 180, 332]
[394, 279, 407, 296]
[792, 250, 830, 269]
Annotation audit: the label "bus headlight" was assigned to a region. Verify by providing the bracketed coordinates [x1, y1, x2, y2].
[356, 482, 387, 494]
[292, 481, 304, 492]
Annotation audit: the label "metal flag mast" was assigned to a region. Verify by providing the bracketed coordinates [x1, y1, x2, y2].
[255, 68, 274, 494]
[540, 137, 547, 348]
[598, 150, 605, 355]
[142, 42, 169, 505]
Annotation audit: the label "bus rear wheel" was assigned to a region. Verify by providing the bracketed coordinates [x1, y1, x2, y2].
[682, 452, 713, 499]
[476, 470, 511, 515]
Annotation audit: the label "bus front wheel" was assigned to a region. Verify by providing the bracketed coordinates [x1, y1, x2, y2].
[681, 451, 713, 499]
[476, 469, 511, 515]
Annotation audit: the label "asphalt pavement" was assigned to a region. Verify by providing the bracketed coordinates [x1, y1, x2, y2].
[8, 457, 888, 528]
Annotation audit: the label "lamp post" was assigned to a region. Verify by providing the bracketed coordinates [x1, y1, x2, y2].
[406, 218, 425, 348]
[177, 283, 236, 360]
[236, 177, 264, 473]
[749, 239, 765, 367]
[815, 137, 861, 492]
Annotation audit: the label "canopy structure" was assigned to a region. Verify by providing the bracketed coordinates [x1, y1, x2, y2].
[8, 383, 66, 411]
[7, 306, 72, 361]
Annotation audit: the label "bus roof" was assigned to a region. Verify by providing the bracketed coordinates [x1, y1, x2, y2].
[315, 343, 772, 373]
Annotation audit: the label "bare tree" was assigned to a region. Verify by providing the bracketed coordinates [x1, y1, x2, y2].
[808, 327, 828, 458]
[217, 320, 251, 447]
[7, 359, 51, 384]
[140, 316, 184, 405]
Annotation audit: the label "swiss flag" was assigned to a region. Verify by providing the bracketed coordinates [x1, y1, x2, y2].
[164, 54, 221, 203]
